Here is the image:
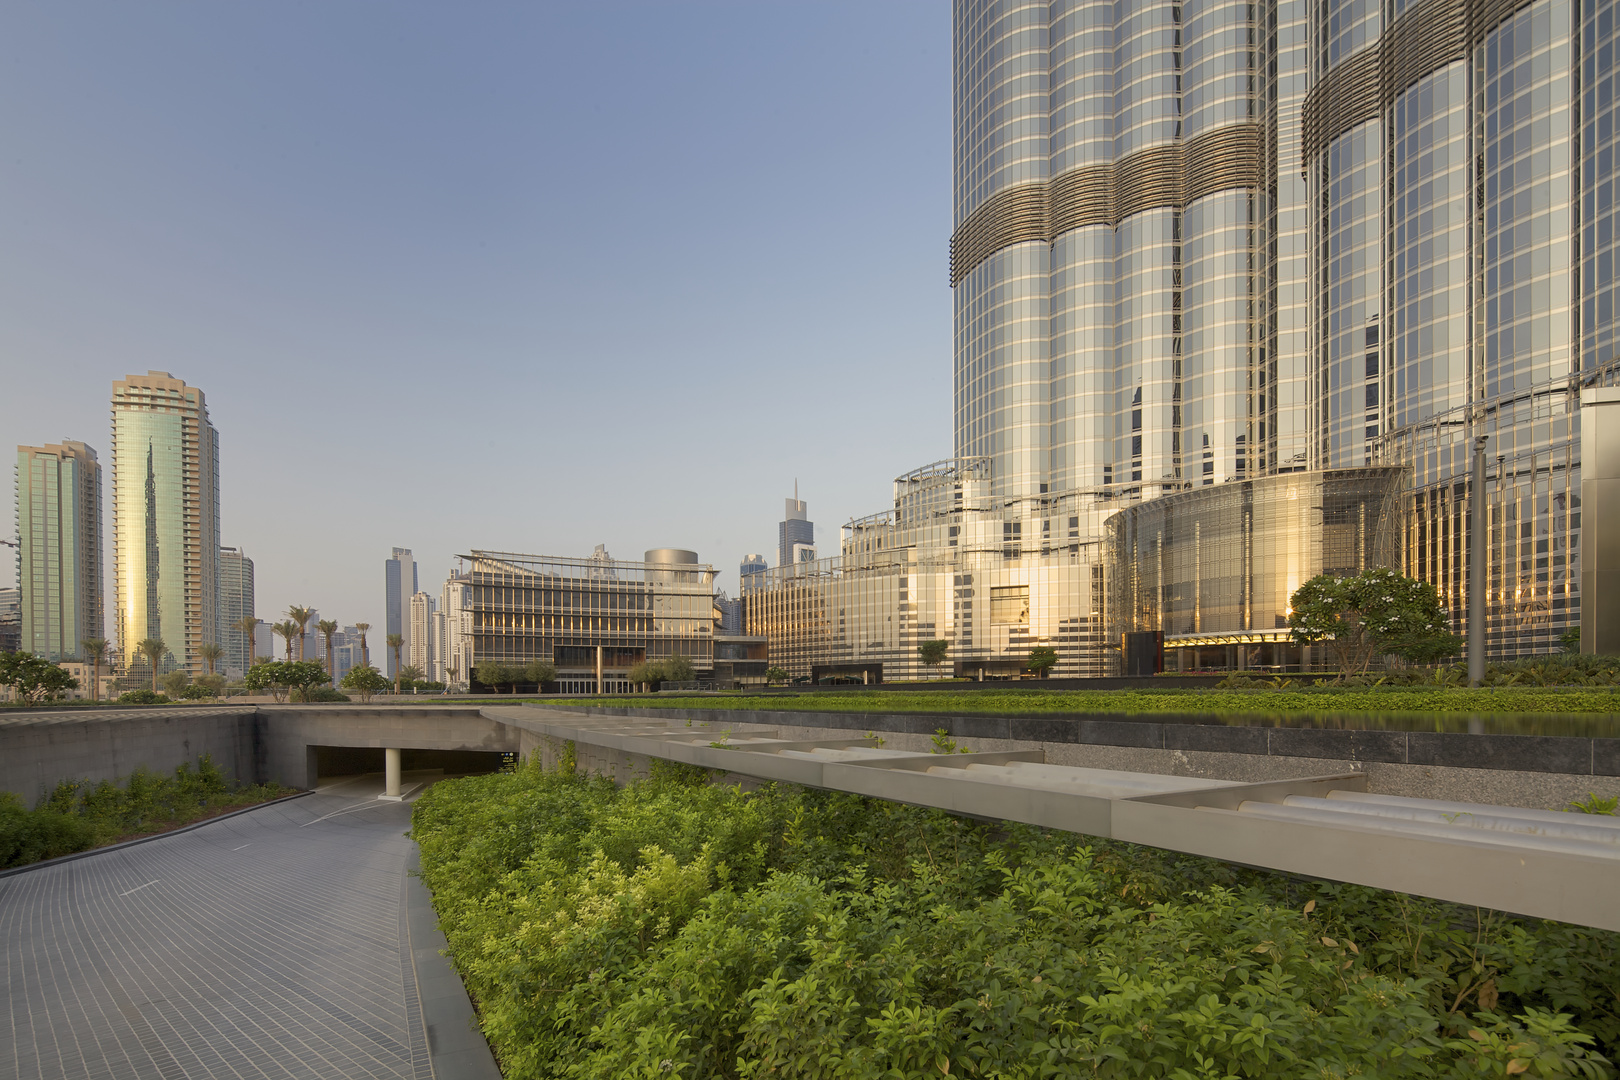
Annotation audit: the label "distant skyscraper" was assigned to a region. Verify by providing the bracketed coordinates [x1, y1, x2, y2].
[0, 588, 20, 655]
[111, 373, 219, 676]
[738, 553, 768, 594]
[408, 591, 435, 680]
[778, 492, 813, 569]
[440, 570, 471, 688]
[384, 547, 416, 678]
[15, 441, 102, 661]
[217, 547, 254, 677]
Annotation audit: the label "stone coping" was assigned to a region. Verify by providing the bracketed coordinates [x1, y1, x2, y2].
[530, 703, 1620, 777]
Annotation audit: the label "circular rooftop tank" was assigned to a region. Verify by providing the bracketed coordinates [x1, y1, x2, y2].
[643, 548, 699, 565]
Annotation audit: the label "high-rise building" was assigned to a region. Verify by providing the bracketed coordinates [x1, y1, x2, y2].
[778, 495, 813, 569]
[0, 588, 20, 655]
[408, 591, 435, 681]
[111, 373, 220, 676]
[749, 0, 1607, 678]
[384, 547, 416, 678]
[738, 553, 768, 595]
[946, 0, 1614, 656]
[217, 547, 254, 677]
[15, 441, 102, 661]
[440, 570, 471, 689]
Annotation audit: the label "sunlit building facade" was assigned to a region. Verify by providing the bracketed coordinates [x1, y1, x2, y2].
[464, 547, 717, 693]
[110, 373, 220, 677]
[15, 441, 102, 661]
[217, 546, 254, 678]
[747, 0, 1612, 676]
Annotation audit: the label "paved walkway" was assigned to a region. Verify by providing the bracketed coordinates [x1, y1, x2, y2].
[1, 776, 472, 1080]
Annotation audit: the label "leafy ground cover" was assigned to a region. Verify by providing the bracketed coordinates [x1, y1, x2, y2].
[0, 755, 291, 869]
[550, 684, 1620, 716]
[414, 760, 1620, 1079]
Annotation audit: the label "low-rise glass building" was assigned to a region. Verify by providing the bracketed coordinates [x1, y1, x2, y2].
[1104, 468, 1404, 671]
[463, 547, 716, 693]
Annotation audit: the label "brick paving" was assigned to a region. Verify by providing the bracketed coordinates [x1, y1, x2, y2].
[0, 786, 434, 1080]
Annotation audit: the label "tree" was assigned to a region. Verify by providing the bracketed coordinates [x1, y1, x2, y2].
[194, 673, 226, 697]
[354, 622, 371, 667]
[387, 633, 405, 692]
[243, 659, 286, 702]
[628, 660, 664, 692]
[136, 637, 168, 692]
[272, 620, 299, 662]
[1289, 567, 1456, 678]
[161, 669, 191, 698]
[664, 654, 695, 683]
[475, 662, 514, 694]
[524, 660, 556, 691]
[243, 659, 328, 703]
[763, 666, 788, 685]
[1027, 646, 1059, 678]
[198, 643, 222, 676]
[233, 616, 262, 662]
[80, 637, 108, 702]
[918, 640, 949, 673]
[398, 664, 425, 690]
[317, 619, 339, 686]
[446, 657, 460, 692]
[286, 606, 314, 661]
[340, 663, 390, 703]
[0, 652, 78, 704]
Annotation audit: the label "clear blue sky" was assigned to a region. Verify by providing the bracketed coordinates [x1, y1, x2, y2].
[0, 3, 952, 635]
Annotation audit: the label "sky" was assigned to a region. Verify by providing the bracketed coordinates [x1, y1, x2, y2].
[0, 3, 953, 635]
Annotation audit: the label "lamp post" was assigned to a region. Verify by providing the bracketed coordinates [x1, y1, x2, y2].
[1469, 435, 1488, 687]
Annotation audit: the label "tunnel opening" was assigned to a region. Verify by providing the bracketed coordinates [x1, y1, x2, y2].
[311, 746, 511, 787]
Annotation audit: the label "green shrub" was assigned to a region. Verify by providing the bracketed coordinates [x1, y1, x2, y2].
[116, 689, 170, 705]
[413, 765, 1620, 1079]
[1, 754, 267, 869]
[0, 792, 96, 866]
[300, 686, 351, 703]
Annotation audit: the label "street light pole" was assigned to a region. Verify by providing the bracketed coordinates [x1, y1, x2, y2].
[1469, 435, 1488, 687]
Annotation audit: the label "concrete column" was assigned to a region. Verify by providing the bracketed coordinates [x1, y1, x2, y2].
[385, 747, 401, 798]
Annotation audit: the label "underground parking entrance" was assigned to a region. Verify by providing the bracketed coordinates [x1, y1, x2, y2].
[310, 745, 516, 797]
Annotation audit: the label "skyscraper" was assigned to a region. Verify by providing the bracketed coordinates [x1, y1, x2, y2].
[218, 547, 255, 677]
[747, 0, 1609, 678]
[111, 373, 220, 676]
[384, 547, 417, 678]
[738, 553, 768, 594]
[440, 570, 471, 688]
[15, 441, 102, 661]
[778, 494, 814, 569]
[946, 0, 1606, 655]
[408, 591, 435, 680]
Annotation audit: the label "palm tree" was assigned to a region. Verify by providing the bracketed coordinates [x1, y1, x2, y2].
[80, 637, 108, 702]
[136, 637, 167, 692]
[354, 622, 371, 668]
[198, 643, 222, 675]
[233, 616, 262, 663]
[387, 633, 404, 693]
[317, 619, 339, 686]
[287, 606, 314, 661]
[273, 620, 299, 661]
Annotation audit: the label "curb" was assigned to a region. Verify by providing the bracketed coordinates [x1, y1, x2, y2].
[0, 790, 315, 878]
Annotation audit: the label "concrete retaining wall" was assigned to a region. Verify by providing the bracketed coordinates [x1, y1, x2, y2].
[532, 703, 1620, 812]
[0, 707, 260, 804]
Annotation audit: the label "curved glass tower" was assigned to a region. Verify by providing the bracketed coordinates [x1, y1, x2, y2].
[111, 372, 220, 676]
[950, 0, 1616, 658]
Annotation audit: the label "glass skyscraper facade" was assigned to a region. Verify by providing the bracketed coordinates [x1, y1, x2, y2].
[218, 546, 254, 678]
[944, 0, 1615, 661]
[384, 547, 417, 679]
[111, 373, 220, 676]
[15, 441, 102, 661]
[745, 0, 1616, 676]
